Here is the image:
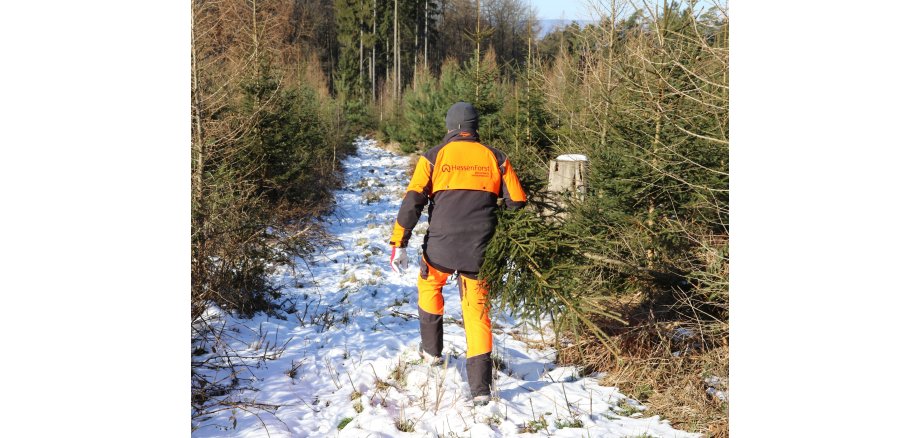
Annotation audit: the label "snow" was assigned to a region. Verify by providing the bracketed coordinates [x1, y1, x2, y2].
[555, 154, 588, 162]
[192, 137, 698, 438]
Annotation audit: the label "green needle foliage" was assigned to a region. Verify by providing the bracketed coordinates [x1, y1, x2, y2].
[191, 0, 364, 319]
[481, 206, 627, 351]
[481, 207, 578, 322]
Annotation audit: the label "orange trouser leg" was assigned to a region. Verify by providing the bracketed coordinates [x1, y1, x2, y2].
[460, 275, 492, 358]
[418, 255, 449, 356]
[460, 274, 493, 397]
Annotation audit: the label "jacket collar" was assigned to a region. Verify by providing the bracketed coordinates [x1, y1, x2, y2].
[441, 129, 479, 144]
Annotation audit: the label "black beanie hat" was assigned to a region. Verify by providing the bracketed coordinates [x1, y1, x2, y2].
[445, 102, 479, 132]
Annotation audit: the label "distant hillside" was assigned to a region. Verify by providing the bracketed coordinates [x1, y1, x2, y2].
[537, 19, 599, 39]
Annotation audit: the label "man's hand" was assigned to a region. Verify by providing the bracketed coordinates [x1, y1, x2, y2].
[390, 246, 409, 273]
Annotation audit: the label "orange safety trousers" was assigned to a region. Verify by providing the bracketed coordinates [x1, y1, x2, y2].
[417, 256, 492, 359]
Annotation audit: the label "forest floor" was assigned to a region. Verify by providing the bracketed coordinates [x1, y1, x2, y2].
[192, 137, 698, 437]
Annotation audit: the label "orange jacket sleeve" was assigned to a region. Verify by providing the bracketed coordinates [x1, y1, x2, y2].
[389, 156, 433, 247]
[500, 159, 527, 210]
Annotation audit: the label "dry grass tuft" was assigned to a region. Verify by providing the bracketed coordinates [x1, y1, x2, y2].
[556, 299, 728, 438]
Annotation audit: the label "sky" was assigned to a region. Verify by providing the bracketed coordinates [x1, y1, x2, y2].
[529, 0, 724, 21]
[529, 0, 600, 21]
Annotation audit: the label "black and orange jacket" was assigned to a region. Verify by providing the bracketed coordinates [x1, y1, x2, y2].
[389, 130, 527, 273]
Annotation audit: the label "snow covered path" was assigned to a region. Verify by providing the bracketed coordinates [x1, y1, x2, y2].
[192, 138, 698, 438]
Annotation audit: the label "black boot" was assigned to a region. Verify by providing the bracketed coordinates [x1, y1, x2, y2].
[467, 352, 492, 404]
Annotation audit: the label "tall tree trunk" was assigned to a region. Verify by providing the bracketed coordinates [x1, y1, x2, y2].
[386, 37, 390, 95]
[393, 0, 398, 99]
[601, 0, 616, 146]
[525, 12, 532, 144]
[372, 0, 377, 102]
[251, 0, 259, 61]
[191, 1, 207, 302]
[396, 0, 400, 100]
[475, 0, 481, 100]
[424, 0, 428, 71]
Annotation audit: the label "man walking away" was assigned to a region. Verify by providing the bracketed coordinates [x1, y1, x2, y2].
[388, 101, 527, 406]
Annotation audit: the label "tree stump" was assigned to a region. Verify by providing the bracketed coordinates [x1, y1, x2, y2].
[548, 154, 588, 200]
[544, 154, 588, 220]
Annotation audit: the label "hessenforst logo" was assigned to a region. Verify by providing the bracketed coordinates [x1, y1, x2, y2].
[440, 164, 491, 173]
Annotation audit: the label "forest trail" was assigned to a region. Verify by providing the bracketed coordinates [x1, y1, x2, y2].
[192, 138, 698, 438]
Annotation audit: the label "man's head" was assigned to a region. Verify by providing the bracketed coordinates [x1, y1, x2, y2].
[445, 101, 479, 133]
